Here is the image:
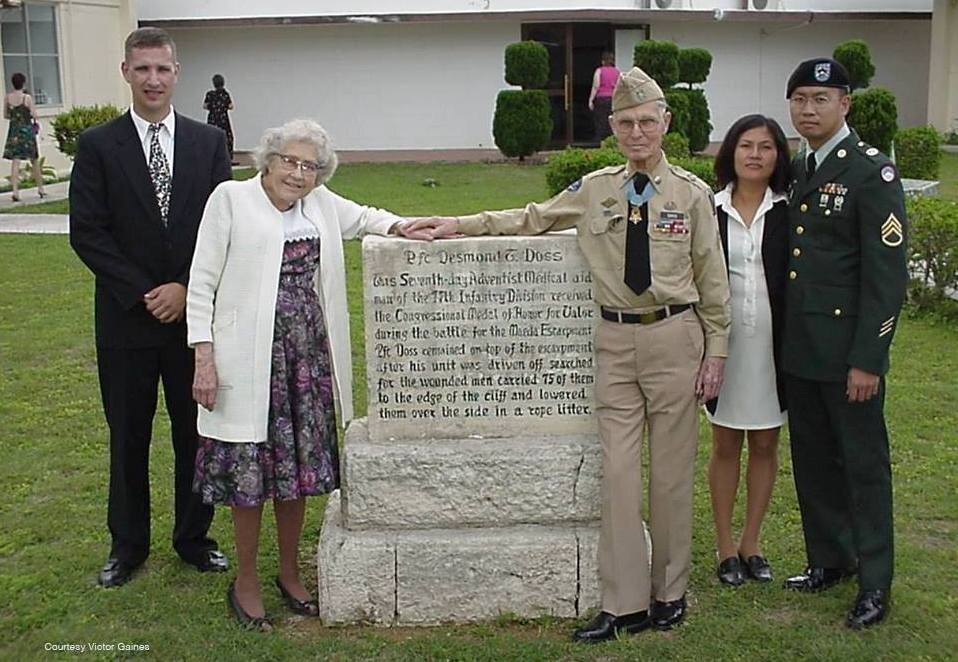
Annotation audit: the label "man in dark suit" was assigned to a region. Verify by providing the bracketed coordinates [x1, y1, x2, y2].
[781, 58, 907, 628]
[70, 27, 233, 587]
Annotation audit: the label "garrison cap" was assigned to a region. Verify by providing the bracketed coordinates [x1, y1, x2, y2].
[612, 66, 665, 112]
[786, 58, 851, 98]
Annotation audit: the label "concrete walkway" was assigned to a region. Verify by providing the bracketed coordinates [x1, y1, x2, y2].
[0, 180, 70, 212]
[0, 213, 68, 234]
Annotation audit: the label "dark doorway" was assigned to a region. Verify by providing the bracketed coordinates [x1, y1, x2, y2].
[521, 22, 647, 148]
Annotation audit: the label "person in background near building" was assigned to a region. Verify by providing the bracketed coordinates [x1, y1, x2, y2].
[705, 114, 791, 588]
[588, 51, 620, 143]
[406, 66, 730, 643]
[782, 57, 907, 629]
[69, 27, 233, 589]
[3, 72, 45, 202]
[204, 74, 234, 160]
[188, 118, 436, 631]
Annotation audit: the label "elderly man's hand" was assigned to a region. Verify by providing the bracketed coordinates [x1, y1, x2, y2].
[695, 356, 726, 404]
[144, 282, 186, 323]
[398, 217, 461, 241]
[846, 367, 880, 402]
[192, 343, 218, 411]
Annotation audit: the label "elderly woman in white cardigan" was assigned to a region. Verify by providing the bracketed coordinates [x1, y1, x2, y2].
[187, 118, 428, 630]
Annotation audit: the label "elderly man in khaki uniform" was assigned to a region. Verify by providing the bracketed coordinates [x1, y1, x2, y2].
[406, 67, 729, 642]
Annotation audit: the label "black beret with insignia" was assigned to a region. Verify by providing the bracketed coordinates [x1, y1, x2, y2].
[786, 58, 851, 98]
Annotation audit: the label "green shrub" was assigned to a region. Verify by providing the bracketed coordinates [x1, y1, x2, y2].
[895, 126, 942, 180]
[634, 40, 680, 88]
[504, 41, 549, 89]
[662, 132, 690, 160]
[51, 104, 122, 158]
[678, 48, 712, 86]
[944, 130, 958, 146]
[671, 88, 712, 153]
[847, 87, 897, 155]
[833, 39, 875, 91]
[544, 147, 625, 196]
[671, 156, 718, 191]
[492, 90, 552, 160]
[907, 196, 958, 305]
[600, 134, 618, 150]
[665, 89, 690, 140]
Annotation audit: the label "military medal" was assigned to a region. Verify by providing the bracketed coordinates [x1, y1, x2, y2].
[833, 195, 844, 212]
[655, 210, 688, 235]
[630, 206, 643, 224]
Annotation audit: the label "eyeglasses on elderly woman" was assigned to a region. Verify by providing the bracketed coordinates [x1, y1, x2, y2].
[276, 154, 322, 175]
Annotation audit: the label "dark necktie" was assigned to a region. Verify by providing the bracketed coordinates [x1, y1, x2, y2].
[148, 123, 171, 226]
[806, 151, 816, 178]
[624, 173, 651, 296]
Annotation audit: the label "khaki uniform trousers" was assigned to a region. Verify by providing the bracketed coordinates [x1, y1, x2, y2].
[595, 308, 704, 615]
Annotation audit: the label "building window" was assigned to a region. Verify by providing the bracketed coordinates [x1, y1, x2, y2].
[1, 2, 62, 107]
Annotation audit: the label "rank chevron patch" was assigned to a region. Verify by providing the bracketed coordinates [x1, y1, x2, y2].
[881, 213, 903, 247]
[879, 316, 896, 338]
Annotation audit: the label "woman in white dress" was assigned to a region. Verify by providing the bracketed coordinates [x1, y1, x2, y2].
[705, 114, 791, 587]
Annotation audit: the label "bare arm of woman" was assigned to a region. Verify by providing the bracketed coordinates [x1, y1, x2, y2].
[588, 69, 600, 110]
[192, 342, 218, 410]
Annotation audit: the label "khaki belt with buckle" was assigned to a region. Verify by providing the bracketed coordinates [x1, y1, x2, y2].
[600, 303, 692, 325]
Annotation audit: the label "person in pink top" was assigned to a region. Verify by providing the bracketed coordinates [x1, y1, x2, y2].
[589, 51, 620, 142]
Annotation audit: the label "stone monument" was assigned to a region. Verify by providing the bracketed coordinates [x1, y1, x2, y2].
[317, 234, 604, 624]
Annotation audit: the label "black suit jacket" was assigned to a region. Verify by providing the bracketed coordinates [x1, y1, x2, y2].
[70, 111, 232, 349]
[706, 197, 789, 415]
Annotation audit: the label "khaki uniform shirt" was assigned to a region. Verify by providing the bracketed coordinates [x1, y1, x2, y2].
[457, 153, 730, 357]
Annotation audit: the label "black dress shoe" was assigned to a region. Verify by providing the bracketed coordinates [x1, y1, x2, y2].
[784, 567, 855, 592]
[740, 553, 773, 583]
[717, 556, 745, 586]
[572, 610, 651, 643]
[97, 557, 140, 588]
[186, 549, 229, 573]
[651, 595, 687, 630]
[275, 577, 319, 616]
[846, 589, 889, 629]
[227, 581, 273, 632]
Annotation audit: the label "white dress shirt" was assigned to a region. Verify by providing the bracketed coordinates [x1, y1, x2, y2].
[129, 106, 175, 177]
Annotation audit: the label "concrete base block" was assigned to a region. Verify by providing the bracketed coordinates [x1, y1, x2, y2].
[342, 419, 601, 529]
[317, 491, 602, 625]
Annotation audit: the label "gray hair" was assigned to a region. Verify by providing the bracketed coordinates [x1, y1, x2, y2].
[253, 118, 338, 185]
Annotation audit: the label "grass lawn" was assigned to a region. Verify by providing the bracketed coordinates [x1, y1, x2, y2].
[1, 161, 957, 659]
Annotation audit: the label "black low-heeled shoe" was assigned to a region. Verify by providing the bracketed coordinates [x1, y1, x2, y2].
[717, 556, 746, 587]
[227, 581, 273, 632]
[740, 553, 773, 582]
[275, 577, 319, 617]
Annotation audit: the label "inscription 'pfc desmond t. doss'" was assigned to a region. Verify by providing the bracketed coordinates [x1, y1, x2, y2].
[364, 235, 597, 440]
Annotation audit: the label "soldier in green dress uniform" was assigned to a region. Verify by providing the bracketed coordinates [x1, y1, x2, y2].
[781, 58, 907, 629]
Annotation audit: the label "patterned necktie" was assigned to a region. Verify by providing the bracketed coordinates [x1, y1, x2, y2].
[148, 123, 171, 226]
[624, 173, 652, 296]
[806, 151, 816, 178]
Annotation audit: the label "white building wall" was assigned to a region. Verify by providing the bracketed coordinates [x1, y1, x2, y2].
[166, 17, 929, 152]
[168, 21, 520, 152]
[652, 19, 931, 140]
[137, 0, 932, 20]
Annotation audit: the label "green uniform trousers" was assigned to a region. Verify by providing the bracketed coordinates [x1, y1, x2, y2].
[786, 375, 893, 591]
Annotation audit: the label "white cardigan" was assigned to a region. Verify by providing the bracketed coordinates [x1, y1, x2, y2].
[186, 175, 399, 442]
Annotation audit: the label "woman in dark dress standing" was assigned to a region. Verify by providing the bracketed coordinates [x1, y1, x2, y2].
[203, 74, 234, 160]
[3, 72, 45, 201]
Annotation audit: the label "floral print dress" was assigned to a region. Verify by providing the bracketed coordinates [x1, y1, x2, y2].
[194, 238, 340, 507]
[3, 102, 38, 160]
[203, 88, 234, 158]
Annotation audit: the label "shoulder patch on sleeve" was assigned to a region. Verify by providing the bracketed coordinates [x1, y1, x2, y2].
[880, 164, 898, 183]
[566, 179, 582, 193]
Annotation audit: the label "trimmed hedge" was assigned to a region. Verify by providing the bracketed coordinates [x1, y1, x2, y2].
[833, 39, 875, 92]
[492, 90, 551, 159]
[51, 104, 122, 158]
[544, 145, 715, 197]
[545, 147, 625, 196]
[504, 41, 549, 89]
[847, 87, 898, 156]
[894, 126, 941, 180]
[662, 132, 691, 160]
[907, 196, 958, 304]
[678, 48, 712, 86]
[669, 88, 711, 153]
[634, 40, 680, 88]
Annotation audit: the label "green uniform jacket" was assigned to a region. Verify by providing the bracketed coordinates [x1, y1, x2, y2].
[783, 132, 908, 382]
